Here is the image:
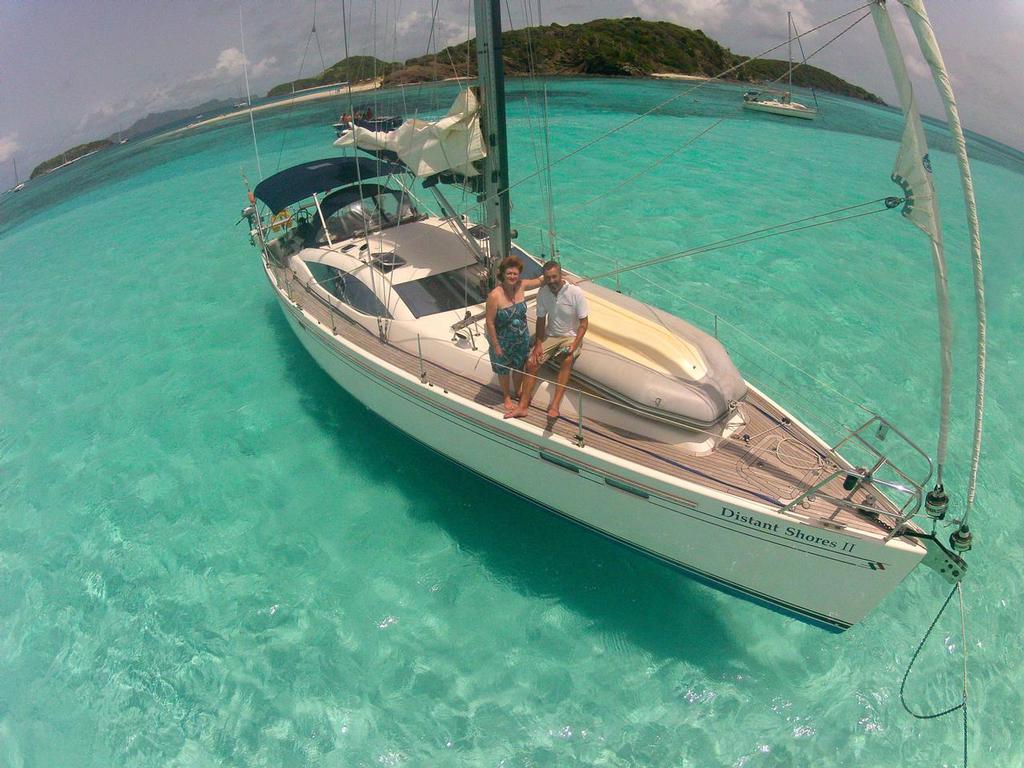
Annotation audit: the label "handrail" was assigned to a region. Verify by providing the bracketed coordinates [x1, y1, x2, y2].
[776, 412, 933, 532]
[778, 467, 923, 530]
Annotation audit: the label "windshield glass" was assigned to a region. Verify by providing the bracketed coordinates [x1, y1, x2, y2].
[393, 263, 490, 318]
[313, 187, 419, 245]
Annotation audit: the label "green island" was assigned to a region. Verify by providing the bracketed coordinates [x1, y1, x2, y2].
[271, 18, 881, 103]
[30, 140, 112, 179]
[267, 55, 400, 97]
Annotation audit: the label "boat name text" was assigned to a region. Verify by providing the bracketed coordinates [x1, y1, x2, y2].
[719, 507, 855, 552]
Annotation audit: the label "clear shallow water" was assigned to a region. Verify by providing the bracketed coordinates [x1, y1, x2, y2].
[0, 78, 1021, 766]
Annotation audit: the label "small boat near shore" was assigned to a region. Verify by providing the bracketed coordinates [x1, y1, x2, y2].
[333, 112, 404, 139]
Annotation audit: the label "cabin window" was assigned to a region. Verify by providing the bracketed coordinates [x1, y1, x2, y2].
[306, 262, 391, 318]
[394, 262, 490, 317]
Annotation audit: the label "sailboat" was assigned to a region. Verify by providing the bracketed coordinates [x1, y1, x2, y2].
[239, 0, 982, 631]
[742, 12, 818, 119]
[10, 158, 25, 192]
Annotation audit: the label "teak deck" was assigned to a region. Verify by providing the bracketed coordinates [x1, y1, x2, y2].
[273, 264, 904, 538]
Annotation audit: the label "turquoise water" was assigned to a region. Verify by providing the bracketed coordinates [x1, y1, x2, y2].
[1, 78, 1021, 766]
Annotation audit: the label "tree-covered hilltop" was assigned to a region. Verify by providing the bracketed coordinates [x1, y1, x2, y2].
[384, 17, 881, 103]
[266, 56, 399, 97]
[30, 140, 112, 179]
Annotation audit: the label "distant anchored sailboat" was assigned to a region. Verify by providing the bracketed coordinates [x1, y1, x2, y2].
[742, 12, 818, 120]
[10, 158, 25, 192]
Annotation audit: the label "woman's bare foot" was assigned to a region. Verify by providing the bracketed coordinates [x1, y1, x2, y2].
[503, 396, 515, 412]
[505, 407, 529, 419]
[546, 407, 560, 419]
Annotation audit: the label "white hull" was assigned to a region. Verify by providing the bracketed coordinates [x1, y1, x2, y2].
[271, 272, 925, 631]
[742, 100, 817, 120]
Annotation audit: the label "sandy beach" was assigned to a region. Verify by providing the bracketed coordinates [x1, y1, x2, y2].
[650, 72, 711, 81]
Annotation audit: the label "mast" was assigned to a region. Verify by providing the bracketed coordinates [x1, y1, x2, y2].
[787, 12, 793, 93]
[473, 0, 512, 270]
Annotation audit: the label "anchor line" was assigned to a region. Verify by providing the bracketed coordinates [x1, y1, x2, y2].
[900, 581, 970, 767]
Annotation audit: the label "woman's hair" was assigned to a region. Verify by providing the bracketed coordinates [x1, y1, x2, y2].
[497, 255, 524, 280]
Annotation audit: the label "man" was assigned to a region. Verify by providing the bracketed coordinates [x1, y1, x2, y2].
[508, 260, 589, 420]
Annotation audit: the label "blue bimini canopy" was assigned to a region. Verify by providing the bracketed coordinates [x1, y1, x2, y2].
[253, 156, 404, 212]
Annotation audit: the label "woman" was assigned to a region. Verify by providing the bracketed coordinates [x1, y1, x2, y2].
[485, 255, 545, 412]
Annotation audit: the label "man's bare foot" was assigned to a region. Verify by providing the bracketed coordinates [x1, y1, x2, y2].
[503, 397, 515, 412]
[546, 407, 560, 419]
[505, 407, 529, 419]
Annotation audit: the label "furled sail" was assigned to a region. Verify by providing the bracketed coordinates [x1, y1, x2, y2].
[870, 1, 953, 476]
[897, 0, 987, 517]
[334, 89, 486, 178]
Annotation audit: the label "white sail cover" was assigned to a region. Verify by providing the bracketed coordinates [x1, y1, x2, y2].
[334, 89, 486, 178]
[870, 3, 941, 242]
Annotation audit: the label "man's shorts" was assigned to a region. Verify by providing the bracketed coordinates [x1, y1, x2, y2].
[537, 335, 582, 365]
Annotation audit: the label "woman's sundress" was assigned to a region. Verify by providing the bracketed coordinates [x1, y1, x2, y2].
[489, 300, 530, 375]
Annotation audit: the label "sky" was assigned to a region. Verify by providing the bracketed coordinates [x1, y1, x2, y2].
[1, 0, 1022, 187]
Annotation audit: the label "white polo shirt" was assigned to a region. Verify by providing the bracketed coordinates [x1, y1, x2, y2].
[537, 281, 589, 337]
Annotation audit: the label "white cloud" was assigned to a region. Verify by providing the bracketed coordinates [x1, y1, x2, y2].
[215, 47, 248, 77]
[630, 0, 813, 43]
[396, 10, 428, 39]
[390, 10, 470, 58]
[208, 47, 278, 81]
[889, 5, 930, 81]
[0, 134, 21, 163]
[67, 45, 279, 141]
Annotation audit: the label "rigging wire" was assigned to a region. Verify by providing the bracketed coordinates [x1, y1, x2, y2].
[536, 0, 558, 261]
[577, 197, 899, 284]
[561, 117, 726, 214]
[238, 1, 262, 181]
[516, 0, 558, 260]
[338, 0, 382, 318]
[497, 3, 875, 200]
[790, 16, 819, 111]
[313, 0, 328, 75]
[294, 0, 328, 97]
[559, 9, 869, 217]
[271, 0, 335, 174]
[621, 267, 869, 430]
[788, 11, 871, 86]
[511, 196, 906, 423]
